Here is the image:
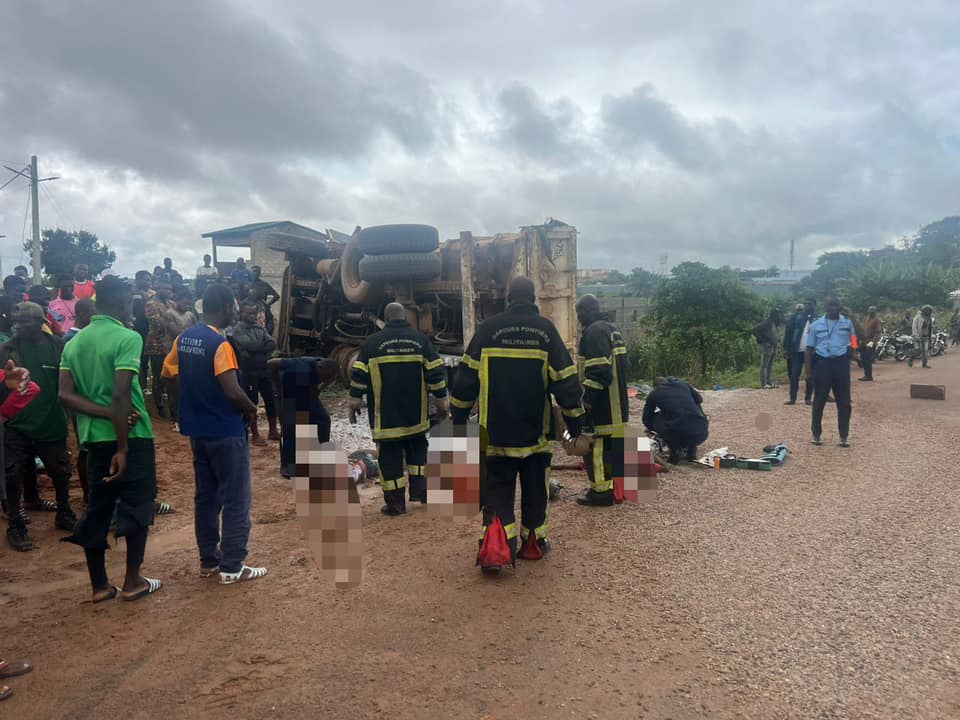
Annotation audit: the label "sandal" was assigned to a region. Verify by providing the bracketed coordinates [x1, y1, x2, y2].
[92, 586, 120, 604]
[0, 661, 32, 679]
[219, 565, 267, 585]
[23, 500, 56, 512]
[154, 502, 175, 515]
[121, 577, 163, 602]
[0, 686, 11, 701]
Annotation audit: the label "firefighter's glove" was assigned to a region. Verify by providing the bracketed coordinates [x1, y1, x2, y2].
[563, 433, 593, 457]
[433, 397, 449, 419]
[348, 397, 362, 425]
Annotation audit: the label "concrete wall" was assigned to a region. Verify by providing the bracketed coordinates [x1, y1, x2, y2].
[598, 295, 649, 344]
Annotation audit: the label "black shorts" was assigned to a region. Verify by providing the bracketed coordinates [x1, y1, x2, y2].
[63, 438, 157, 550]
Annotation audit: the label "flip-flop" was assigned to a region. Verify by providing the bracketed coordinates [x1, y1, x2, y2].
[122, 577, 163, 602]
[219, 565, 267, 585]
[0, 661, 32, 679]
[0, 686, 11, 701]
[24, 500, 57, 512]
[92, 586, 120, 604]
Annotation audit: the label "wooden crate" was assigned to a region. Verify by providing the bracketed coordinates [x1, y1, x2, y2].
[910, 384, 946, 400]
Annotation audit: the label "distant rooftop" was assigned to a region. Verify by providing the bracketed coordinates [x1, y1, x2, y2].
[202, 220, 323, 239]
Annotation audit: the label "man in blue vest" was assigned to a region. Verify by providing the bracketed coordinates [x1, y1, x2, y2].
[163, 284, 267, 585]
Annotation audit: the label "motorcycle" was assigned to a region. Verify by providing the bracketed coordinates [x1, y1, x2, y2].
[930, 329, 948, 358]
[893, 334, 915, 362]
[873, 332, 894, 361]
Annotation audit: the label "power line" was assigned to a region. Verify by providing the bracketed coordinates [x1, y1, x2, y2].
[41, 181, 72, 230]
[20, 185, 30, 266]
[0, 166, 27, 193]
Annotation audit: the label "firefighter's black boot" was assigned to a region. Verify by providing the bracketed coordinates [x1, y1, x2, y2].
[576, 489, 614, 507]
[408, 475, 427, 504]
[380, 489, 406, 516]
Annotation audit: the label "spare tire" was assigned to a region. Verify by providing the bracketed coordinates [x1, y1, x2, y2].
[359, 253, 442, 283]
[357, 224, 439, 255]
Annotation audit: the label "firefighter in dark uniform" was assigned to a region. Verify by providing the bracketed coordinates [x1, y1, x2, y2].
[450, 277, 585, 567]
[349, 303, 449, 516]
[574, 294, 630, 506]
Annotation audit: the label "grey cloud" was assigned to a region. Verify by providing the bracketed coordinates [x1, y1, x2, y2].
[602, 85, 713, 169]
[0, 1, 445, 181]
[2, 0, 960, 277]
[496, 83, 585, 164]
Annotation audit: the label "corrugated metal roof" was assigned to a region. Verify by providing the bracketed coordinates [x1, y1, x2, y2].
[201, 221, 323, 240]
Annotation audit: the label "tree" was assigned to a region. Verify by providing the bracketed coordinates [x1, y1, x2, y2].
[602, 269, 629, 285]
[910, 216, 960, 267]
[24, 228, 115, 282]
[647, 262, 766, 379]
[795, 250, 870, 300]
[626, 267, 660, 297]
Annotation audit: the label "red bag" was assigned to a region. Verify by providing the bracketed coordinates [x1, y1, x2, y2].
[476, 515, 513, 568]
[517, 532, 543, 560]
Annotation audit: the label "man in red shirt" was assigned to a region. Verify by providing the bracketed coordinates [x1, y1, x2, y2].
[73, 264, 96, 301]
[859, 306, 882, 382]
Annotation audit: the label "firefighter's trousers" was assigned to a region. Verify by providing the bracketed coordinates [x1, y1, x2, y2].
[481, 452, 552, 554]
[585, 434, 615, 494]
[377, 435, 428, 508]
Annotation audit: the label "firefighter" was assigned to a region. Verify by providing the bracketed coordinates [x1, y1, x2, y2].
[450, 276, 586, 572]
[574, 293, 629, 507]
[348, 303, 449, 516]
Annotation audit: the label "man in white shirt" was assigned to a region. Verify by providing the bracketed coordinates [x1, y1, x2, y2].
[195, 254, 219, 298]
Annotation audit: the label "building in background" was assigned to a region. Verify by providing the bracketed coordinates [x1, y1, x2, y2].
[201, 221, 327, 316]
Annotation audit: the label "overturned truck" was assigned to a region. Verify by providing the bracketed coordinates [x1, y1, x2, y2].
[269, 220, 579, 384]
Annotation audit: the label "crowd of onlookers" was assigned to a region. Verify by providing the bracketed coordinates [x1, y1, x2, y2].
[0, 254, 283, 554]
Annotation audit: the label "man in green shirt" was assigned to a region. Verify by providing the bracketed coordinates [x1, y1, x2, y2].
[0, 302, 76, 551]
[0, 296, 13, 344]
[59, 276, 162, 603]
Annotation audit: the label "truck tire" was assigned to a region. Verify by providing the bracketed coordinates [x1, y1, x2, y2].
[358, 252, 442, 283]
[341, 235, 383, 305]
[357, 224, 439, 255]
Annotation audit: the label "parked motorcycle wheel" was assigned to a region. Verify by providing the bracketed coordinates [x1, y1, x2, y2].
[930, 342, 945, 358]
[895, 348, 908, 362]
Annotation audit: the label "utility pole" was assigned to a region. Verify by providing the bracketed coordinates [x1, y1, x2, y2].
[30, 155, 41, 285]
[789, 238, 795, 272]
[0, 234, 5, 278]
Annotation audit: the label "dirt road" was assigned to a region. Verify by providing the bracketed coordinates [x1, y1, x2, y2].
[2, 353, 959, 719]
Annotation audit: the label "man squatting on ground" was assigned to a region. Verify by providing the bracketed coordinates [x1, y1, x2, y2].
[349, 302, 449, 516]
[642, 376, 710, 464]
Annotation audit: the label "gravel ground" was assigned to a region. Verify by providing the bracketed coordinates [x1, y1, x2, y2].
[624, 358, 960, 718]
[3, 353, 958, 719]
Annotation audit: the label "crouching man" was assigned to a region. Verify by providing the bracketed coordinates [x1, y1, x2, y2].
[641, 376, 709, 464]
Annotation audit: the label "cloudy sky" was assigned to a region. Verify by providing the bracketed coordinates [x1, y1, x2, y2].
[1, 0, 958, 277]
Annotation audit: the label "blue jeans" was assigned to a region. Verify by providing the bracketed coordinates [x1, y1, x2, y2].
[191, 436, 251, 573]
[788, 351, 811, 403]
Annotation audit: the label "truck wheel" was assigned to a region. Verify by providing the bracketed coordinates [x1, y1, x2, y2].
[341, 234, 383, 305]
[358, 252, 442, 283]
[357, 224, 439, 255]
